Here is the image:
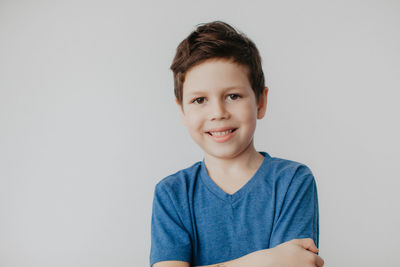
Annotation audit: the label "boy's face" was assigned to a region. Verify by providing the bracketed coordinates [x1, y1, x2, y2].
[176, 58, 268, 160]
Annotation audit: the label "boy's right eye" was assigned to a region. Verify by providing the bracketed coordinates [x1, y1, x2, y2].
[192, 97, 206, 104]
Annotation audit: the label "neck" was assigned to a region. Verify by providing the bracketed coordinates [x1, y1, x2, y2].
[203, 140, 264, 180]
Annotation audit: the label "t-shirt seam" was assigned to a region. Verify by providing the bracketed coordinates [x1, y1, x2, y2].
[160, 183, 191, 235]
[200, 152, 270, 204]
[199, 171, 229, 202]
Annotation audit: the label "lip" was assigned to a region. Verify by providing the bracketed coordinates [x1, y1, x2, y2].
[205, 127, 236, 133]
[205, 128, 237, 143]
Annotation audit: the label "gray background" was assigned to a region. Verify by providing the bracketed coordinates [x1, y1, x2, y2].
[1, 0, 399, 266]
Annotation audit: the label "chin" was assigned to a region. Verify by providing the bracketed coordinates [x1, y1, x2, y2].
[204, 146, 243, 160]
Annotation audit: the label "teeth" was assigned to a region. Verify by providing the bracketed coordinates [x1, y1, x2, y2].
[209, 129, 233, 136]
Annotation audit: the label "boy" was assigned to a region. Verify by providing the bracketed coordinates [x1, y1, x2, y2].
[150, 21, 324, 267]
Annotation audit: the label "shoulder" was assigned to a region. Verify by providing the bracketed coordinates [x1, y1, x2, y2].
[262, 153, 317, 205]
[269, 156, 313, 176]
[262, 152, 315, 186]
[154, 161, 202, 198]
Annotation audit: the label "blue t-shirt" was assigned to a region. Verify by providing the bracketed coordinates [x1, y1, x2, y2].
[150, 151, 319, 266]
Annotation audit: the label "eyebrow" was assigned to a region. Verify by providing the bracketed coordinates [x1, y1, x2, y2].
[185, 86, 246, 97]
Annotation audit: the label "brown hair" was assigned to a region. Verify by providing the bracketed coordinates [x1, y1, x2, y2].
[171, 21, 265, 106]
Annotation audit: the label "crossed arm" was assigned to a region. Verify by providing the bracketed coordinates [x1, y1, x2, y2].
[152, 167, 323, 267]
[153, 238, 324, 267]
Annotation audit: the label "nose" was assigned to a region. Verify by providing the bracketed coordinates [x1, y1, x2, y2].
[209, 99, 230, 121]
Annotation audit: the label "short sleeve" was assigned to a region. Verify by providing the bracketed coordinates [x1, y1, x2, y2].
[150, 183, 192, 266]
[269, 166, 319, 251]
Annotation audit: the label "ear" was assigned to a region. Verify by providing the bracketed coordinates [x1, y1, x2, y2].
[175, 97, 186, 126]
[257, 87, 269, 119]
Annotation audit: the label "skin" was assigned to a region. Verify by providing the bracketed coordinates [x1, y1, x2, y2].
[176, 58, 269, 193]
[154, 59, 324, 266]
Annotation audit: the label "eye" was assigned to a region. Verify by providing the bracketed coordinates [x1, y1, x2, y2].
[192, 97, 206, 104]
[227, 94, 241, 101]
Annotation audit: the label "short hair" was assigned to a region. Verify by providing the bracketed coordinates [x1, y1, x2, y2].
[170, 21, 265, 106]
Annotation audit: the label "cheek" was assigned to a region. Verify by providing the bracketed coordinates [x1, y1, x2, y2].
[185, 112, 203, 131]
[237, 103, 258, 123]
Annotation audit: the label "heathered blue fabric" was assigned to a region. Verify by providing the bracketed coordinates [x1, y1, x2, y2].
[150, 152, 319, 266]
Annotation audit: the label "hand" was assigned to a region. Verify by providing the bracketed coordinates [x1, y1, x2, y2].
[265, 238, 324, 267]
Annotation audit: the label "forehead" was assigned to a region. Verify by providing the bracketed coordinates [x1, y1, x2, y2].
[182, 59, 251, 96]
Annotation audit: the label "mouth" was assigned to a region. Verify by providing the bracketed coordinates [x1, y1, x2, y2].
[206, 128, 237, 136]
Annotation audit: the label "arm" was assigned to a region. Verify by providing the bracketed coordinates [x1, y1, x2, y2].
[151, 238, 324, 267]
[153, 261, 190, 267]
[150, 183, 192, 266]
[269, 166, 320, 249]
[195, 238, 324, 267]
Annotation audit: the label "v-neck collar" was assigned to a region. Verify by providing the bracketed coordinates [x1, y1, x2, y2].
[200, 151, 271, 203]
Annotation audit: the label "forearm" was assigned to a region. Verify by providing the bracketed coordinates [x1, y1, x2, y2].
[195, 248, 270, 267]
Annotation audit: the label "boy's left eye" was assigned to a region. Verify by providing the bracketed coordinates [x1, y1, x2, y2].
[227, 94, 241, 100]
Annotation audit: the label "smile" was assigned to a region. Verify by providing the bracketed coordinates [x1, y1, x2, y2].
[208, 129, 236, 136]
[206, 128, 237, 143]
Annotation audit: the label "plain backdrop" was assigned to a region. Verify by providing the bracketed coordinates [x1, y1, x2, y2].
[1, 0, 399, 266]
